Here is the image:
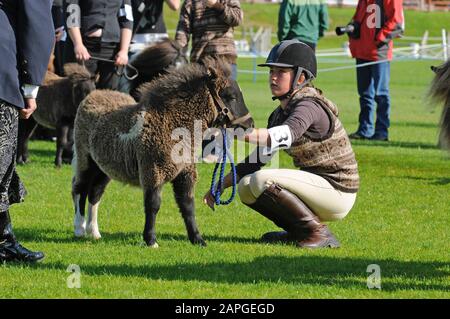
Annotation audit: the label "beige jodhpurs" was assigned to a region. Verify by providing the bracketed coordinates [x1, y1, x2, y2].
[238, 169, 357, 221]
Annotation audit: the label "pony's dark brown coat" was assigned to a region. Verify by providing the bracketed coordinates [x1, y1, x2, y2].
[72, 58, 251, 246]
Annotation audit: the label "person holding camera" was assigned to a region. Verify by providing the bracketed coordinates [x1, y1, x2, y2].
[277, 0, 328, 52]
[342, 0, 404, 141]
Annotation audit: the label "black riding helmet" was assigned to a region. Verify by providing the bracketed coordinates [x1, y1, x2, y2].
[259, 39, 317, 100]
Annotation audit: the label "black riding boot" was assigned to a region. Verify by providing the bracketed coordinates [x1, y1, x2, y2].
[0, 211, 45, 263]
[245, 184, 340, 248]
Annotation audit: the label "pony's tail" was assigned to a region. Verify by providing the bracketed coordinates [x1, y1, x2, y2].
[429, 61, 450, 150]
[438, 103, 450, 150]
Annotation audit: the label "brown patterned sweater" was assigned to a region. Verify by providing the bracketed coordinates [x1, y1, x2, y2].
[175, 0, 243, 63]
[236, 87, 360, 193]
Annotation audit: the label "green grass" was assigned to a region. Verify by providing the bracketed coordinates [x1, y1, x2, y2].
[1, 6, 449, 299]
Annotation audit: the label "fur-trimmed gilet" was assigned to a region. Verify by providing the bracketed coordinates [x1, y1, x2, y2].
[273, 87, 360, 193]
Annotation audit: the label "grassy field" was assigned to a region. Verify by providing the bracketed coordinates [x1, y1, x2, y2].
[1, 6, 449, 299]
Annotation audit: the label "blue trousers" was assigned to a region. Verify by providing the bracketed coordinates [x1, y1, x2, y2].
[355, 59, 391, 139]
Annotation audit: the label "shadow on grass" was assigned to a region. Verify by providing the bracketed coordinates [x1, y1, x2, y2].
[393, 122, 438, 129]
[351, 139, 438, 150]
[15, 227, 260, 245]
[12, 228, 450, 293]
[30, 256, 450, 293]
[396, 176, 450, 185]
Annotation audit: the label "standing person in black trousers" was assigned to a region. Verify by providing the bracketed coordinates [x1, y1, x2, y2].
[52, 0, 67, 76]
[0, 0, 54, 263]
[66, 0, 134, 90]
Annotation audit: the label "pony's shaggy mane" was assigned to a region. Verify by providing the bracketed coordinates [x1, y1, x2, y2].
[137, 57, 231, 111]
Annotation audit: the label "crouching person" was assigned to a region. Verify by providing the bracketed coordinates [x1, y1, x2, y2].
[204, 40, 359, 248]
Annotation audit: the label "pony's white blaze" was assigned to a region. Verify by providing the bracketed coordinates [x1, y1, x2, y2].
[119, 112, 144, 142]
[87, 202, 101, 240]
[73, 194, 86, 237]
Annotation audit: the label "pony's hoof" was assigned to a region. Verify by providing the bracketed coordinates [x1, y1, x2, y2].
[74, 229, 86, 238]
[92, 233, 102, 240]
[191, 237, 207, 247]
[89, 231, 102, 240]
[86, 226, 101, 240]
[148, 242, 159, 248]
[16, 157, 29, 165]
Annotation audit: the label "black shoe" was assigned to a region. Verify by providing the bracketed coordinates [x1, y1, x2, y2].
[0, 211, 45, 263]
[348, 132, 369, 140]
[0, 240, 45, 263]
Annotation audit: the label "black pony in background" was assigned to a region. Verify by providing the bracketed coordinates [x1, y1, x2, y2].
[126, 39, 187, 100]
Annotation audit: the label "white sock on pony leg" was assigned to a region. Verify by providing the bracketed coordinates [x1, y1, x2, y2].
[87, 202, 101, 240]
[73, 194, 86, 237]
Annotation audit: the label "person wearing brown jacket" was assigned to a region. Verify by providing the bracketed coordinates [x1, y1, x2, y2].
[175, 0, 243, 79]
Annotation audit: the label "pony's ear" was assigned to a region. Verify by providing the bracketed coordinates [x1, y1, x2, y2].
[431, 61, 449, 75]
[200, 56, 219, 79]
[201, 56, 231, 87]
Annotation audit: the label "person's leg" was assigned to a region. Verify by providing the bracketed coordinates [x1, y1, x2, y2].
[96, 43, 121, 90]
[0, 104, 25, 213]
[0, 102, 44, 263]
[238, 175, 295, 242]
[352, 59, 376, 139]
[238, 169, 356, 248]
[244, 169, 356, 220]
[372, 61, 391, 141]
[54, 40, 65, 76]
[237, 175, 257, 204]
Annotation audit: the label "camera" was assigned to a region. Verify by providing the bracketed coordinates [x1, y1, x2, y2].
[335, 25, 355, 36]
[335, 22, 360, 38]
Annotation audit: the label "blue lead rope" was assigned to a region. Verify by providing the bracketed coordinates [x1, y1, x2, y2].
[209, 129, 237, 205]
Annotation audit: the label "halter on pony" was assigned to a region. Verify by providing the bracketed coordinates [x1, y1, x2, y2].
[206, 80, 251, 206]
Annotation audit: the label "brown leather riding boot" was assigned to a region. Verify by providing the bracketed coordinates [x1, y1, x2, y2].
[245, 185, 295, 244]
[245, 184, 340, 248]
